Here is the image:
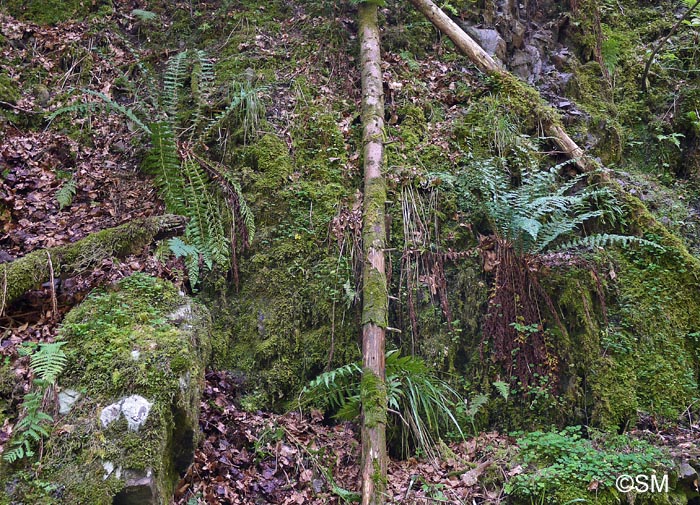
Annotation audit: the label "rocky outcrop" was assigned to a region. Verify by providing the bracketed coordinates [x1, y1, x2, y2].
[1, 274, 211, 504]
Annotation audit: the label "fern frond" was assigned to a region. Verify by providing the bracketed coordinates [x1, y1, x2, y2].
[190, 50, 215, 133]
[163, 50, 189, 118]
[3, 391, 54, 463]
[181, 159, 229, 267]
[144, 122, 187, 215]
[556, 234, 666, 252]
[49, 89, 151, 134]
[131, 9, 158, 21]
[56, 177, 77, 210]
[196, 157, 256, 243]
[31, 342, 67, 385]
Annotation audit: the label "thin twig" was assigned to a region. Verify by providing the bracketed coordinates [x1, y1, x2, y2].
[46, 251, 58, 322]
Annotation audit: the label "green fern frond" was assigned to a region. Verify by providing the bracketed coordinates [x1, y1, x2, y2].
[556, 234, 666, 253]
[56, 177, 77, 210]
[3, 391, 54, 463]
[48, 89, 151, 134]
[163, 50, 189, 118]
[31, 342, 67, 386]
[181, 159, 229, 267]
[131, 9, 158, 21]
[197, 157, 256, 243]
[144, 122, 187, 215]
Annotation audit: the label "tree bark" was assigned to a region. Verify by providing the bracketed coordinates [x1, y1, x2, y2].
[358, 3, 388, 505]
[408, 0, 594, 172]
[0, 214, 187, 313]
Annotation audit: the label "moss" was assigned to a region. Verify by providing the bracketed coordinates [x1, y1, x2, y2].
[1, 0, 108, 24]
[0, 72, 19, 105]
[1, 273, 210, 504]
[360, 369, 387, 428]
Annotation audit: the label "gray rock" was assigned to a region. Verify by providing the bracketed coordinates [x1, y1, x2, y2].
[464, 26, 507, 61]
[113, 468, 157, 505]
[679, 461, 698, 482]
[100, 402, 122, 428]
[121, 395, 152, 432]
[58, 389, 81, 415]
[100, 395, 152, 431]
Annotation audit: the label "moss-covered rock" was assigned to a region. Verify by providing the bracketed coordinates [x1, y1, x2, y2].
[0, 273, 211, 504]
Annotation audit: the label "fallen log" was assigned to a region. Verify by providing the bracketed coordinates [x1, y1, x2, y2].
[0, 214, 187, 313]
[408, 0, 594, 172]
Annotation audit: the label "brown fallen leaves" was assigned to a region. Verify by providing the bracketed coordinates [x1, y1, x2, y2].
[175, 370, 518, 505]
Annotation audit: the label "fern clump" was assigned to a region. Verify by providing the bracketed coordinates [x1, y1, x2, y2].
[300, 351, 464, 457]
[3, 342, 67, 463]
[453, 147, 666, 394]
[48, 49, 264, 286]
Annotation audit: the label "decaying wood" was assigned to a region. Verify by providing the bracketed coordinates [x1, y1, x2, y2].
[408, 0, 594, 172]
[0, 214, 187, 313]
[358, 2, 389, 504]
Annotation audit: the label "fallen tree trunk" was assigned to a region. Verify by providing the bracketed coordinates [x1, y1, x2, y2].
[0, 214, 187, 312]
[408, 0, 594, 172]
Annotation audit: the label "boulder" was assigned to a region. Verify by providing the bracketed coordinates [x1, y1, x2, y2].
[2, 273, 211, 504]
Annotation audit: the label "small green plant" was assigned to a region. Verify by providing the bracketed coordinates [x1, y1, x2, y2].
[3, 342, 67, 463]
[55, 176, 77, 210]
[505, 426, 672, 503]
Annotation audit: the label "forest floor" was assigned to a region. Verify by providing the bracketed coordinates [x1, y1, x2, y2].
[1, 2, 700, 504]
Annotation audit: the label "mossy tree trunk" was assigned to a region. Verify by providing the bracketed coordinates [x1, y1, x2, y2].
[0, 214, 186, 313]
[358, 2, 388, 504]
[408, 0, 595, 172]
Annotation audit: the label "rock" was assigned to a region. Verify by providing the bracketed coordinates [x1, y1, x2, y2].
[1, 274, 212, 505]
[58, 389, 80, 415]
[100, 402, 122, 428]
[511, 44, 543, 83]
[121, 395, 153, 431]
[100, 395, 153, 432]
[463, 26, 507, 61]
[679, 461, 698, 482]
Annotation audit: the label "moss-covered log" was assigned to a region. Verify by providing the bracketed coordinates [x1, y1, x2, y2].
[408, 0, 595, 172]
[0, 214, 187, 312]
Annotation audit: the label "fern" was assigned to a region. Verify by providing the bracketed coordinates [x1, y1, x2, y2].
[300, 351, 464, 456]
[47, 48, 261, 286]
[163, 51, 188, 118]
[49, 89, 151, 134]
[556, 234, 665, 253]
[31, 342, 67, 386]
[3, 343, 67, 463]
[55, 177, 77, 210]
[493, 380, 510, 401]
[168, 237, 201, 287]
[467, 160, 640, 255]
[2, 392, 53, 463]
[144, 122, 187, 215]
[131, 9, 158, 21]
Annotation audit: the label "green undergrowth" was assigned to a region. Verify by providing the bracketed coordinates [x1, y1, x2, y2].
[0, 0, 111, 24]
[562, 0, 700, 176]
[210, 102, 361, 409]
[506, 426, 682, 505]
